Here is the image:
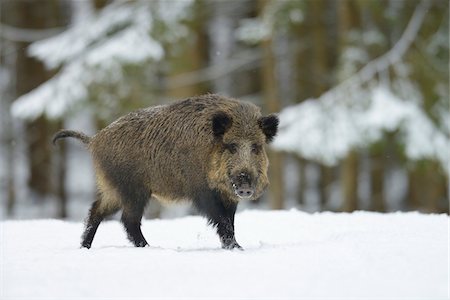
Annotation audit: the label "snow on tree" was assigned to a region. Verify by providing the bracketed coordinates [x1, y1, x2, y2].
[237, 1, 450, 175]
[236, 0, 304, 45]
[11, 0, 193, 121]
[273, 83, 449, 173]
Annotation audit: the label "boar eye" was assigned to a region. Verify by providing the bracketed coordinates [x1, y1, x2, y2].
[251, 143, 262, 155]
[224, 143, 238, 154]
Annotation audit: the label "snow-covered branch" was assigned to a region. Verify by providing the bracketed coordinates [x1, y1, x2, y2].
[11, 0, 193, 121]
[166, 49, 262, 90]
[273, 0, 449, 174]
[320, 0, 430, 102]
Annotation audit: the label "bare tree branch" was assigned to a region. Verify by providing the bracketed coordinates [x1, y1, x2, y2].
[0, 23, 66, 42]
[165, 49, 263, 90]
[320, 0, 430, 102]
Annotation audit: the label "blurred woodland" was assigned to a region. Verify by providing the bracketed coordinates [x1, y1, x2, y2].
[0, 0, 449, 219]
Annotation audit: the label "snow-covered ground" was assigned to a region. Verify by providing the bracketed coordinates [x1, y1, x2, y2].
[1, 210, 448, 299]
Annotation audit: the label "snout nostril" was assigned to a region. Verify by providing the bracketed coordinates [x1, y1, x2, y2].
[236, 187, 254, 198]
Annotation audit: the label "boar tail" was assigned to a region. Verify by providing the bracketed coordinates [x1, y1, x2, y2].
[52, 130, 91, 146]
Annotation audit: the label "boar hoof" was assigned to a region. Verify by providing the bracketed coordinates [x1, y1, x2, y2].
[222, 241, 243, 250]
[134, 240, 148, 248]
[81, 242, 91, 249]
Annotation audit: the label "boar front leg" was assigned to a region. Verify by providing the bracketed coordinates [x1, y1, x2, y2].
[194, 190, 242, 250]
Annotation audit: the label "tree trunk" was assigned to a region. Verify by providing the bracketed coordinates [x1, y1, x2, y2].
[369, 150, 385, 212]
[341, 150, 358, 212]
[311, 0, 334, 210]
[9, 1, 66, 203]
[405, 162, 447, 213]
[0, 1, 16, 216]
[208, 1, 238, 95]
[296, 156, 307, 206]
[291, 4, 311, 208]
[2, 99, 16, 216]
[311, 0, 328, 95]
[337, 0, 360, 212]
[166, 0, 208, 99]
[2, 0, 66, 214]
[56, 128, 67, 218]
[26, 117, 53, 197]
[259, 0, 284, 210]
[319, 166, 333, 210]
[406, 167, 421, 211]
[424, 162, 446, 213]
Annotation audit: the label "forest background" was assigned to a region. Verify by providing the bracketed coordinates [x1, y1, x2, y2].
[0, 0, 448, 220]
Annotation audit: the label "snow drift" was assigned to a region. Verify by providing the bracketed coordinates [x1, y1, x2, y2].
[1, 210, 448, 299]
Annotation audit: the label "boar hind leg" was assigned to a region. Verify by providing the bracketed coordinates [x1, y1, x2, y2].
[81, 192, 120, 249]
[119, 186, 150, 247]
[195, 191, 242, 250]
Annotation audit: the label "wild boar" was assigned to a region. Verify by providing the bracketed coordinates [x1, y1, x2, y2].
[53, 94, 278, 250]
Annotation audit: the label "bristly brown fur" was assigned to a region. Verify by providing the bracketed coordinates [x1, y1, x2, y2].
[56, 94, 279, 249]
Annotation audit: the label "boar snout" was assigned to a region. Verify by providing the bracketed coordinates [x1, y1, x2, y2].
[232, 172, 255, 199]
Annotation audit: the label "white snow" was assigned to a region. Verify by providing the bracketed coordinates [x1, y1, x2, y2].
[1, 210, 448, 299]
[236, 18, 272, 44]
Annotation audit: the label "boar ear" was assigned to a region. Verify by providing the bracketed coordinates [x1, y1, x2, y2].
[212, 112, 232, 138]
[258, 114, 279, 143]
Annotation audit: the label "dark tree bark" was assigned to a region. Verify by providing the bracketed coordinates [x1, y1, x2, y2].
[0, 1, 16, 216]
[296, 156, 307, 206]
[341, 150, 359, 212]
[338, 0, 361, 212]
[4, 0, 68, 216]
[369, 148, 386, 212]
[259, 0, 284, 210]
[56, 126, 67, 218]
